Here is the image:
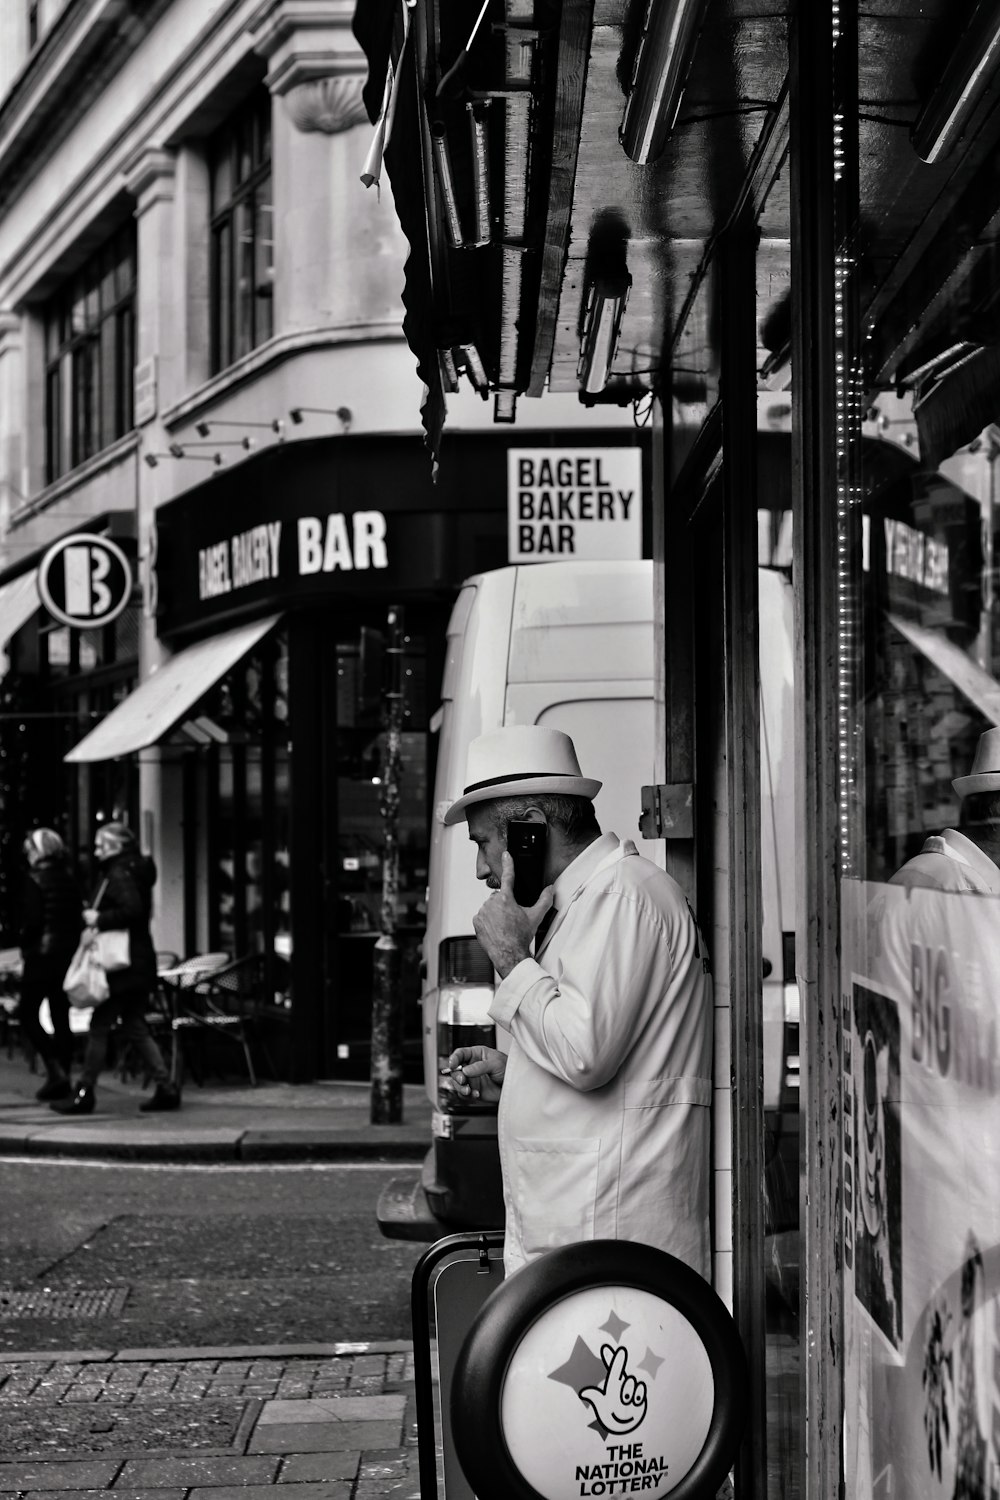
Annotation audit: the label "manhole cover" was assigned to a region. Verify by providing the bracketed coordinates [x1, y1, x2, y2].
[0, 1287, 129, 1320]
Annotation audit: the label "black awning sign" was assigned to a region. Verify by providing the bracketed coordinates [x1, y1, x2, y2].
[38, 535, 134, 629]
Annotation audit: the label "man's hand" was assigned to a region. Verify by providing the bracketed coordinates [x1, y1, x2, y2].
[441, 1045, 507, 1104]
[473, 851, 553, 978]
[82, 911, 99, 931]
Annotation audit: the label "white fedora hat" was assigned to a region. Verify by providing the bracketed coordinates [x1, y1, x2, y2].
[953, 727, 1000, 797]
[444, 725, 602, 825]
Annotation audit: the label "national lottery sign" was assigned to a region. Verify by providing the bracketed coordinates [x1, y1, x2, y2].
[841, 879, 1000, 1499]
[451, 1241, 746, 1500]
[508, 449, 642, 563]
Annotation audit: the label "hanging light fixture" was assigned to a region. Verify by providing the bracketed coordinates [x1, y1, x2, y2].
[620, 0, 707, 165]
[468, 100, 493, 246]
[579, 274, 631, 394]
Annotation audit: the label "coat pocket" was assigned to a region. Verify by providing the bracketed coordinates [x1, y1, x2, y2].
[509, 1137, 600, 1258]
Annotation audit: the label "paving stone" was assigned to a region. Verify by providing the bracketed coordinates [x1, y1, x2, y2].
[119, 1456, 280, 1487]
[277, 1453, 360, 1483]
[0, 1400, 244, 1456]
[248, 1420, 404, 1454]
[358, 1449, 410, 1480]
[190, 1487, 351, 1500]
[0, 1459, 121, 1490]
[0, 1351, 113, 1364]
[259, 1397, 406, 1426]
[23, 1491, 186, 1500]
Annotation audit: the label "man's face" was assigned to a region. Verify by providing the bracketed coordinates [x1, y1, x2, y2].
[467, 805, 506, 889]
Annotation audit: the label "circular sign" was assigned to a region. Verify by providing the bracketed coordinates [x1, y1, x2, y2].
[451, 1241, 747, 1500]
[38, 535, 134, 629]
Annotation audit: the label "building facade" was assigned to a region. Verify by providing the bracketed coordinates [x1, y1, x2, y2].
[0, 0, 641, 1079]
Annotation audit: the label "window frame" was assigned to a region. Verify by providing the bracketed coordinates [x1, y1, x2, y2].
[43, 225, 137, 485]
[208, 88, 274, 375]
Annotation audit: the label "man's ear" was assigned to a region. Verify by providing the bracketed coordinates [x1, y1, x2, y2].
[519, 805, 547, 824]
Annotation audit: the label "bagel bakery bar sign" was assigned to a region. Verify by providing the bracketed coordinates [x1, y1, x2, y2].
[509, 449, 642, 562]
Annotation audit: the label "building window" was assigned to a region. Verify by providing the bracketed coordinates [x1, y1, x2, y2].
[43, 225, 136, 484]
[27, 1, 39, 47]
[209, 89, 274, 374]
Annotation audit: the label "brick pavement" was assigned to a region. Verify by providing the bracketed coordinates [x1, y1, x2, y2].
[0, 1346, 427, 1499]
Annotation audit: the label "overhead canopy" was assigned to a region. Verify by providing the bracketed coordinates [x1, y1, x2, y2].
[0, 569, 40, 657]
[888, 611, 1000, 726]
[65, 614, 281, 763]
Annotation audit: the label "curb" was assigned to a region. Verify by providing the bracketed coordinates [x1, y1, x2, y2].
[0, 1129, 429, 1164]
[0, 1341, 416, 1364]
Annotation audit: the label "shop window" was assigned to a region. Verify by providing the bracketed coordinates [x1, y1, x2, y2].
[203, 630, 290, 992]
[208, 88, 274, 374]
[40, 606, 140, 679]
[43, 224, 136, 484]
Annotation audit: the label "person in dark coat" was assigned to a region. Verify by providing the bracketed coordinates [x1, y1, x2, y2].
[52, 821, 180, 1116]
[16, 828, 82, 1101]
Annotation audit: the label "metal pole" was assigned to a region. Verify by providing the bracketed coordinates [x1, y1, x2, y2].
[370, 603, 405, 1124]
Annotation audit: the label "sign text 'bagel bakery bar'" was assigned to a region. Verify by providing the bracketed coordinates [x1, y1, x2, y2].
[197, 514, 389, 601]
[509, 449, 642, 562]
[152, 434, 648, 634]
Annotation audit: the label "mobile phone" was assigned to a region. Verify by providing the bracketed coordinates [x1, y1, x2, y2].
[507, 820, 546, 906]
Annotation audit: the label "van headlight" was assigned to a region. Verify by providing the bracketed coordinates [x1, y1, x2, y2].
[436, 938, 496, 1113]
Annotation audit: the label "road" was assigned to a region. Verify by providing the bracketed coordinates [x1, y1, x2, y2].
[0, 1158, 426, 1354]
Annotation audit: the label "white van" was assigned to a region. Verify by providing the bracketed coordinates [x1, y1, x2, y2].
[378, 558, 797, 1236]
[415, 560, 658, 1228]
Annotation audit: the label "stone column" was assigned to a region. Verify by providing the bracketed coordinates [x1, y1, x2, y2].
[0, 312, 24, 534]
[122, 146, 180, 947]
[249, 0, 407, 336]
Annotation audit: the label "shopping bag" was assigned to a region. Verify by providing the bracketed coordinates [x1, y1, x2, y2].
[95, 929, 130, 971]
[63, 938, 109, 1008]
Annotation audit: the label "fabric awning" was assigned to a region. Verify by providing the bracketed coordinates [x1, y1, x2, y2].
[0, 569, 40, 653]
[65, 614, 281, 763]
[888, 611, 1000, 725]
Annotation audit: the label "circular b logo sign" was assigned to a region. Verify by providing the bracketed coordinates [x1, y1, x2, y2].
[38, 535, 134, 629]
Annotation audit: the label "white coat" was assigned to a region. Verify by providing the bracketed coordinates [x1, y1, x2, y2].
[489, 833, 713, 1277]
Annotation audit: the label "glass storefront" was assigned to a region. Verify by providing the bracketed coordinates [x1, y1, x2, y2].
[831, 13, 1000, 1496]
[180, 610, 441, 1080]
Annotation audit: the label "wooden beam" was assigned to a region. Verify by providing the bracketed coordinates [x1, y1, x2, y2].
[526, 0, 595, 397]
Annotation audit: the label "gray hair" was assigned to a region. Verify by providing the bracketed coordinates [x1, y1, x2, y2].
[482, 793, 600, 846]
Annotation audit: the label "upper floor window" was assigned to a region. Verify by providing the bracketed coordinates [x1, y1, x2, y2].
[28, 1, 39, 48]
[44, 225, 136, 485]
[209, 89, 274, 374]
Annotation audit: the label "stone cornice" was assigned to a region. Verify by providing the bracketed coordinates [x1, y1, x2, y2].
[247, 0, 365, 100]
[122, 147, 178, 210]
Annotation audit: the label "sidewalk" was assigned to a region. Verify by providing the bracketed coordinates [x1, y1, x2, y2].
[0, 1341, 429, 1499]
[0, 1048, 432, 1164]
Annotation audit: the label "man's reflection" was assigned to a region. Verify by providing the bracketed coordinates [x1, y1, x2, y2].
[889, 728, 1000, 896]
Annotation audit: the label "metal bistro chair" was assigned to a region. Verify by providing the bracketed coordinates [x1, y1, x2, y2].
[158, 952, 229, 1086]
[168, 953, 268, 1086]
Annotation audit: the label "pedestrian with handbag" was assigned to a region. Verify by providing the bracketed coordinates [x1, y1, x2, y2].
[16, 829, 82, 1101]
[52, 821, 180, 1116]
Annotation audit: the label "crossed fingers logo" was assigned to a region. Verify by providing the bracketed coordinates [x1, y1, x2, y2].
[579, 1344, 648, 1435]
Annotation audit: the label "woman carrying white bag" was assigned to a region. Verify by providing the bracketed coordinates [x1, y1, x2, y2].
[53, 822, 180, 1116]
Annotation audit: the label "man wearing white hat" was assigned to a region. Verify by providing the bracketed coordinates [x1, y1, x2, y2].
[442, 724, 713, 1279]
[889, 727, 1000, 894]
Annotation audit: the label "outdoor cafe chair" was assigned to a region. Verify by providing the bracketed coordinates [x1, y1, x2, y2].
[164, 953, 267, 1086]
